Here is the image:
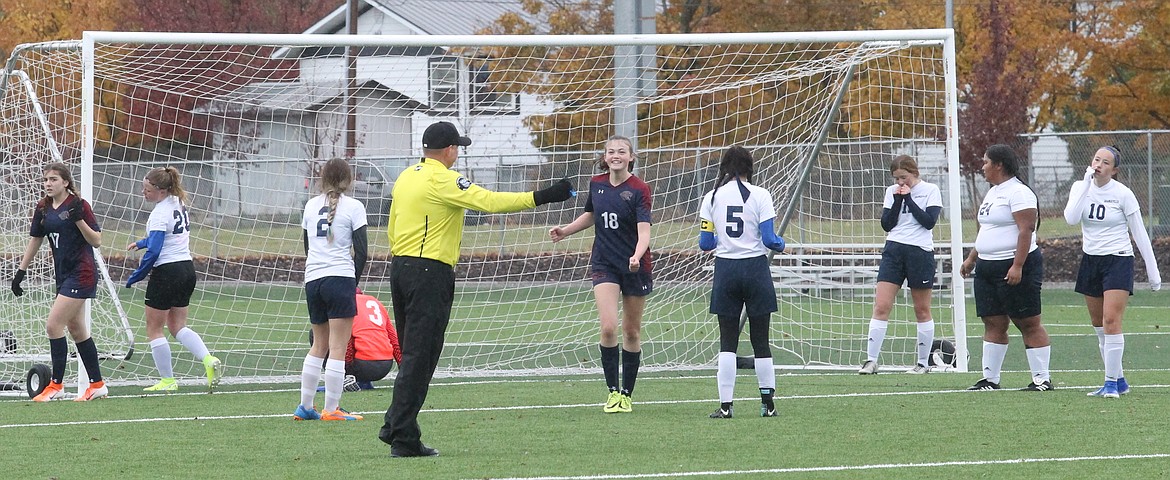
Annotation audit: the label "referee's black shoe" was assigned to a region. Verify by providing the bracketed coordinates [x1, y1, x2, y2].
[390, 443, 439, 458]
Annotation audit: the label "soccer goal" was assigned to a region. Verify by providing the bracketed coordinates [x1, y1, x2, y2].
[0, 29, 965, 388]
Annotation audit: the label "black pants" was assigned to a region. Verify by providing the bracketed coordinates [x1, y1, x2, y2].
[380, 256, 455, 451]
[348, 359, 394, 382]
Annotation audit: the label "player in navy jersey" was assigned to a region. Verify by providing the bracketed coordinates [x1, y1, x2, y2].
[550, 135, 652, 413]
[698, 146, 786, 418]
[1063, 146, 1160, 398]
[11, 163, 109, 401]
[294, 158, 369, 422]
[961, 145, 1053, 392]
[859, 155, 943, 375]
[125, 166, 222, 393]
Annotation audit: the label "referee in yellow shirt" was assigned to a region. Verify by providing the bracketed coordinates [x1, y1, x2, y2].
[379, 121, 573, 457]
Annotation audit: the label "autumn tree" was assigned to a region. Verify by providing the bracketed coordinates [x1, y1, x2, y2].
[0, 0, 123, 58]
[480, 0, 920, 155]
[951, 0, 1044, 209]
[1051, 0, 1170, 131]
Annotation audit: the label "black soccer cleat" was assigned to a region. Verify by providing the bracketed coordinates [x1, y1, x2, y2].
[709, 406, 733, 419]
[1020, 380, 1054, 391]
[761, 404, 777, 417]
[967, 378, 1001, 391]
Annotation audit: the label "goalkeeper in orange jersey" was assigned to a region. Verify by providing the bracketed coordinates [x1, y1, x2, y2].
[347, 291, 401, 389]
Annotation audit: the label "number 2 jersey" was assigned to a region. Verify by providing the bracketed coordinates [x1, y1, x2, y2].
[583, 173, 653, 273]
[301, 193, 368, 283]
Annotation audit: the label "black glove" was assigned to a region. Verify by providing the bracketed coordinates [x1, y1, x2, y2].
[534, 179, 574, 206]
[67, 200, 85, 222]
[11, 269, 26, 297]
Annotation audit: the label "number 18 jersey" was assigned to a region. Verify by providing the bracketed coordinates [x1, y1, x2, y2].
[583, 174, 653, 273]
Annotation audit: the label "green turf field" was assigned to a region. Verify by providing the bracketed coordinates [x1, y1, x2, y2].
[2, 287, 1167, 479]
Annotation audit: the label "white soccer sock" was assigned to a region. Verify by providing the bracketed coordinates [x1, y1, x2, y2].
[866, 319, 888, 362]
[982, 341, 1008, 384]
[175, 327, 210, 361]
[323, 358, 346, 412]
[754, 356, 775, 391]
[1103, 334, 1124, 382]
[1094, 326, 1106, 360]
[149, 337, 174, 379]
[1094, 326, 1120, 377]
[916, 320, 935, 367]
[716, 352, 736, 403]
[1025, 345, 1051, 382]
[299, 353, 324, 409]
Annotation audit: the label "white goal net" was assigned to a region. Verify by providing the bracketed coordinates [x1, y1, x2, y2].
[0, 30, 964, 388]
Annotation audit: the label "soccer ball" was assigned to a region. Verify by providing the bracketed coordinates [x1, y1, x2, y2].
[927, 339, 957, 370]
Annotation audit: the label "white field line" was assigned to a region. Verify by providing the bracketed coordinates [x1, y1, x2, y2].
[3, 383, 1169, 428]
[481, 453, 1170, 480]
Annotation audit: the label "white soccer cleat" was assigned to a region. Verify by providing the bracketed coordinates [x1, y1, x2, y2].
[905, 364, 932, 374]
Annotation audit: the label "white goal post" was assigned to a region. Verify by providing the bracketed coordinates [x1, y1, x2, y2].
[0, 29, 965, 389]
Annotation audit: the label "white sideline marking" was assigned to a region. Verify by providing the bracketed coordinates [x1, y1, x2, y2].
[4, 384, 1169, 428]
[481, 453, 1170, 480]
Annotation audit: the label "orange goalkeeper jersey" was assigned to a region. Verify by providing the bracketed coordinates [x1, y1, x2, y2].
[348, 293, 401, 363]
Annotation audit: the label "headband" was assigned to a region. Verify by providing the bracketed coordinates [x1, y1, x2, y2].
[1101, 145, 1121, 165]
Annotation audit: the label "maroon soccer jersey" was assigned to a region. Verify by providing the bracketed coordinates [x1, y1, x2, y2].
[583, 174, 653, 273]
[29, 194, 100, 289]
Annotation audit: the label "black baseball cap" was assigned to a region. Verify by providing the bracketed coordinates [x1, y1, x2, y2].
[421, 121, 472, 149]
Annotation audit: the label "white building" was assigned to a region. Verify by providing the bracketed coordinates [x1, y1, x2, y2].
[195, 0, 553, 220]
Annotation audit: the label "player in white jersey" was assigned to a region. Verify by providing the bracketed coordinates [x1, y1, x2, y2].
[294, 158, 369, 421]
[1063, 145, 1161, 398]
[858, 155, 943, 375]
[126, 166, 222, 392]
[960, 144, 1053, 392]
[698, 146, 785, 418]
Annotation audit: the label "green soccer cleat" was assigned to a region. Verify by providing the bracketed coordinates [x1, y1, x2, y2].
[603, 390, 622, 413]
[203, 355, 224, 392]
[144, 377, 178, 392]
[616, 393, 632, 413]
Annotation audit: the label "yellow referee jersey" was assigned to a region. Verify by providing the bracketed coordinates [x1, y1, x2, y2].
[388, 158, 536, 266]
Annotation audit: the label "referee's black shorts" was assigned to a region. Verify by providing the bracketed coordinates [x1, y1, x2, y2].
[973, 249, 1043, 319]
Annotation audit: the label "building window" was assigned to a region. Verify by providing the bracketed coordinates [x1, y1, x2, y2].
[429, 58, 459, 114]
[470, 64, 518, 115]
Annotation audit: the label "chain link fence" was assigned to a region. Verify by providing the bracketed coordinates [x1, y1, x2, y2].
[1007, 130, 1170, 238]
